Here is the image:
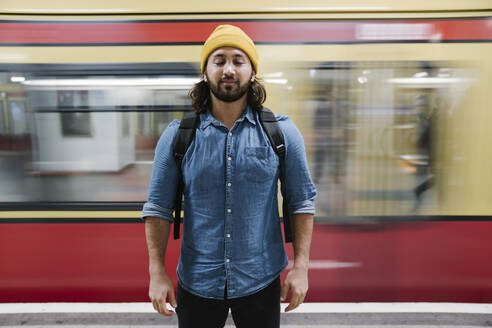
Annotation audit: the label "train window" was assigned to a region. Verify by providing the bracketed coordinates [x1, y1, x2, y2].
[0, 63, 198, 202]
[0, 61, 479, 215]
[298, 61, 475, 219]
[122, 112, 130, 137]
[57, 90, 92, 137]
[60, 112, 92, 137]
[138, 112, 152, 136]
[8, 100, 28, 135]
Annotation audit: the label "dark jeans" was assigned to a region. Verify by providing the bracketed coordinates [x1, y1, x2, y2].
[176, 277, 281, 328]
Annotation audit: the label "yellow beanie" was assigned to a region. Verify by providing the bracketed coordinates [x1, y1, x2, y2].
[201, 25, 258, 74]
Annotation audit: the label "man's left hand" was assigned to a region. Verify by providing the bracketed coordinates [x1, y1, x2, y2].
[281, 267, 308, 312]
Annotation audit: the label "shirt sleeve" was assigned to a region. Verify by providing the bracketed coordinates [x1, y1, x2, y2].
[141, 120, 181, 222]
[277, 115, 317, 215]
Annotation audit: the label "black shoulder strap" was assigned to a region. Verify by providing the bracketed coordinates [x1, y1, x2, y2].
[172, 111, 200, 240]
[258, 107, 293, 243]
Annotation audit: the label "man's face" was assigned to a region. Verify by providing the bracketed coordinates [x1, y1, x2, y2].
[204, 47, 254, 103]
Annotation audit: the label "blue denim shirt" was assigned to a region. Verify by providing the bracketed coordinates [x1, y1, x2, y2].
[142, 106, 316, 299]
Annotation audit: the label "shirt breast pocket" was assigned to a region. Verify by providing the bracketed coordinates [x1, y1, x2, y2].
[244, 146, 278, 183]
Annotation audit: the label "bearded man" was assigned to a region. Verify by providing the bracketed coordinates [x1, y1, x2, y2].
[142, 25, 317, 328]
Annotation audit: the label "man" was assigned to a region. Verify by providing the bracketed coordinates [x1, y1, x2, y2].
[142, 25, 317, 328]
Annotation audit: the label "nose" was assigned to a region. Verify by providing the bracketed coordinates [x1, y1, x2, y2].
[223, 61, 235, 76]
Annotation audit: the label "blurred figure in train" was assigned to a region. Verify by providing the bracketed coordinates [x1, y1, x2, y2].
[312, 84, 349, 216]
[412, 63, 445, 212]
[413, 92, 435, 210]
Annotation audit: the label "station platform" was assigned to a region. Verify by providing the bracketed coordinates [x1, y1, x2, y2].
[1, 303, 492, 327]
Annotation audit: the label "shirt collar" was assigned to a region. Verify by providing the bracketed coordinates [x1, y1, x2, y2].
[199, 110, 215, 130]
[236, 106, 257, 126]
[199, 106, 257, 130]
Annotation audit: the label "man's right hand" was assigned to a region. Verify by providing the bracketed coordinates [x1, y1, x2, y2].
[149, 272, 177, 316]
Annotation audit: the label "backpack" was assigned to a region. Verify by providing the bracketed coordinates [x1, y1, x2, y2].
[172, 107, 292, 243]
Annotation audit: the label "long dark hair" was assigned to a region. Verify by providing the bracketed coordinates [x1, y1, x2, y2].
[189, 77, 267, 113]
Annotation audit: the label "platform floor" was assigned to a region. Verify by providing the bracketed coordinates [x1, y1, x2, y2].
[2, 314, 492, 327]
[2, 303, 492, 327]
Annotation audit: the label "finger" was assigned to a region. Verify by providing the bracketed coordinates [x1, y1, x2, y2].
[161, 305, 173, 316]
[153, 299, 163, 313]
[153, 298, 163, 314]
[285, 300, 295, 312]
[299, 291, 307, 306]
[280, 281, 290, 301]
[151, 300, 159, 312]
[285, 298, 296, 312]
[286, 291, 301, 312]
[168, 289, 177, 308]
[293, 293, 302, 310]
[160, 297, 174, 316]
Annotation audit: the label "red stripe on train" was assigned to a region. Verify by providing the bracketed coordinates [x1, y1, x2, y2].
[0, 19, 490, 44]
[1, 221, 492, 302]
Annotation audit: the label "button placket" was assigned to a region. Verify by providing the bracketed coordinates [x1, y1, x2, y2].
[224, 129, 234, 276]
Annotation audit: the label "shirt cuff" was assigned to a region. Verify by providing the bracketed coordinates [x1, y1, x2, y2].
[290, 199, 315, 215]
[141, 202, 174, 223]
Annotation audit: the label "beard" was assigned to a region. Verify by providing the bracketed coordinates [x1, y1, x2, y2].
[207, 75, 250, 103]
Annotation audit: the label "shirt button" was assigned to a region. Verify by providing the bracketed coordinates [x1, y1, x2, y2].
[227, 209, 231, 213]
[227, 156, 232, 161]
[226, 259, 230, 263]
[226, 234, 231, 238]
[229, 132, 232, 137]
[227, 182, 232, 187]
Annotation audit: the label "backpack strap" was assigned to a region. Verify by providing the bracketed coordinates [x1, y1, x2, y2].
[258, 107, 293, 243]
[172, 111, 200, 240]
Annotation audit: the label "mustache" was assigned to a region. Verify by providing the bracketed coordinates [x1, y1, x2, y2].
[219, 78, 239, 84]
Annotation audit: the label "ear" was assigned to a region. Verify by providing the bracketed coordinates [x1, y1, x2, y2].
[250, 74, 255, 82]
[203, 74, 207, 82]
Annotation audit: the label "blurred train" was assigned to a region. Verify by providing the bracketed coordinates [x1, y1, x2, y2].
[0, 1, 492, 303]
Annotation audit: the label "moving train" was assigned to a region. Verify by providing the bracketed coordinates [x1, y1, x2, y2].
[0, 1, 491, 302]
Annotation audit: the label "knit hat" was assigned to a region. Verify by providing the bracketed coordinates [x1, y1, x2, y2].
[201, 25, 258, 73]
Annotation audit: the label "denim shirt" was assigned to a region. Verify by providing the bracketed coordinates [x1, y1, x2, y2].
[142, 106, 317, 300]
